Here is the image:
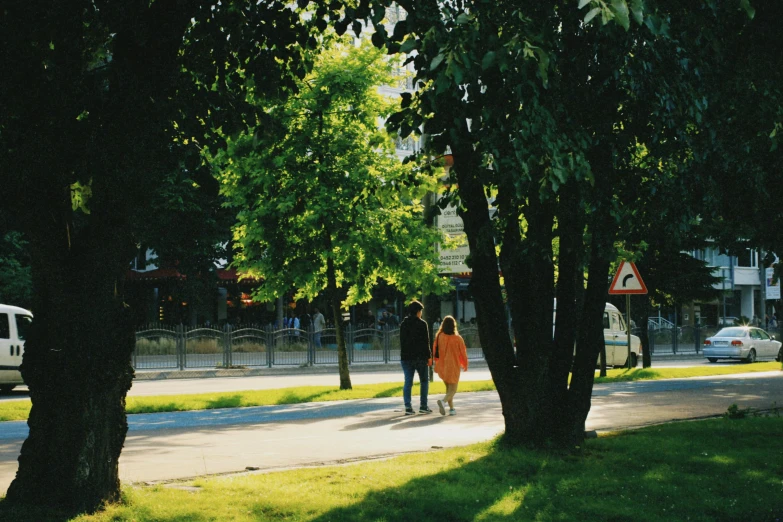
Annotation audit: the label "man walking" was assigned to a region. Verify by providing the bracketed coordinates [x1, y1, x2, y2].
[312, 307, 326, 348]
[399, 300, 432, 415]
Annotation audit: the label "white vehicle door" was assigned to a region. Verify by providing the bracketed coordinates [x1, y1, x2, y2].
[14, 313, 31, 360]
[756, 329, 773, 358]
[610, 311, 627, 366]
[0, 312, 11, 364]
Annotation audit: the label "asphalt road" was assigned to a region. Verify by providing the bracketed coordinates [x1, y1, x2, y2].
[0, 353, 730, 400]
[0, 368, 780, 494]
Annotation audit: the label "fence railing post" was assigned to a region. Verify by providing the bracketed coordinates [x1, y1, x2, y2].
[649, 327, 655, 355]
[383, 327, 389, 363]
[266, 325, 273, 368]
[347, 324, 354, 365]
[223, 326, 232, 368]
[177, 323, 185, 370]
[672, 326, 678, 354]
[307, 324, 315, 366]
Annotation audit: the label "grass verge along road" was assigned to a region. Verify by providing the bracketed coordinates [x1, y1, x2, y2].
[2, 415, 781, 521]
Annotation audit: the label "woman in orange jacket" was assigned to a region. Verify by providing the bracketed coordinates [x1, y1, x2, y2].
[432, 316, 468, 416]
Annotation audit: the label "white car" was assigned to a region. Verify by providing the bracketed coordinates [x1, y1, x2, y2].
[703, 326, 782, 363]
[0, 304, 33, 392]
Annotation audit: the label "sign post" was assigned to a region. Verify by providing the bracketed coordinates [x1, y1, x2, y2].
[608, 261, 648, 369]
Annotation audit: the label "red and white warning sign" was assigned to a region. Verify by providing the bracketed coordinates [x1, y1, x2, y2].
[609, 261, 648, 295]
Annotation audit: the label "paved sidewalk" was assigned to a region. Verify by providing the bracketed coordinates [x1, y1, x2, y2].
[2, 368, 779, 494]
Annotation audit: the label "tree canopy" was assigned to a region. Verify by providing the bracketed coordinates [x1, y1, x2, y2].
[211, 39, 449, 388]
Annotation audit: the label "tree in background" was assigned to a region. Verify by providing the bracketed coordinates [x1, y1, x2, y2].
[0, 231, 32, 309]
[212, 40, 449, 390]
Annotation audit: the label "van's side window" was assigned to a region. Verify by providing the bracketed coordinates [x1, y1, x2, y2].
[0, 314, 9, 339]
[603, 312, 610, 330]
[611, 313, 622, 331]
[15, 315, 32, 341]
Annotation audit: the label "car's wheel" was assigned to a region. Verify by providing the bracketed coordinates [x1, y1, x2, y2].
[0, 385, 16, 394]
[777, 348, 782, 363]
[629, 353, 638, 368]
[707, 357, 718, 363]
[746, 349, 757, 364]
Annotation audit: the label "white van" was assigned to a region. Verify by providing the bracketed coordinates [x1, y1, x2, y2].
[553, 300, 642, 368]
[0, 304, 33, 392]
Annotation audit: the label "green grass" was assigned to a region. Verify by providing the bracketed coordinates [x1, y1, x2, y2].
[2, 416, 781, 521]
[0, 362, 778, 422]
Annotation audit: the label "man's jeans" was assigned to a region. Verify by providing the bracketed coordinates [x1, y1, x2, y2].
[401, 359, 429, 409]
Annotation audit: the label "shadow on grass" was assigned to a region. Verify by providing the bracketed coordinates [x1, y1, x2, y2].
[274, 389, 342, 405]
[128, 402, 184, 414]
[371, 385, 404, 398]
[595, 368, 660, 384]
[309, 419, 783, 522]
[0, 501, 75, 522]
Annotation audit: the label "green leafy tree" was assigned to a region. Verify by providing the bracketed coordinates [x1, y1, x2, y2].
[212, 41, 449, 389]
[371, 0, 743, 447]
[0, 1, 348, 513]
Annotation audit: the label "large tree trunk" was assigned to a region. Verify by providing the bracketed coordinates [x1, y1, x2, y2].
[497, 173, 557, 446]
[565, 144, 618, 445]
[6, 194, 135, 513]
[451, 148, 525, 439]
[548, 180, 583, 443]
[568, 247, 611, 443]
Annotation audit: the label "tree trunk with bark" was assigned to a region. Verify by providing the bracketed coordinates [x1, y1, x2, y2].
[6, 194, 135, 514]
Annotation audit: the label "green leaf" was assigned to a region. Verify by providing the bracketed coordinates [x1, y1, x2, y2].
[430, 53, 445, 70]
[611, 0, 630, 30]
[578, 0, 592, 9]
[584, 7, 601, 24]
[400, 38, 417, 54]
[630, 0, 644, 24]
[481, 51, 496, 70]
[456, 13, 472, 25]
[740, 0, 756, 19]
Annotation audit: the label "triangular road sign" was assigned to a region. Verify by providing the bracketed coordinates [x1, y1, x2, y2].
[609, 261, 648, 295]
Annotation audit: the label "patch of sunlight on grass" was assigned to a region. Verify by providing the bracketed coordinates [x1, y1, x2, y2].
[742, 469, 766, 480]
[475, 490, 526, 520]
[0, 401, 31, 422]
[708, 455, 736, 465]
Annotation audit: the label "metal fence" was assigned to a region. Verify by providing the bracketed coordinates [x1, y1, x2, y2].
[133, 324, 487, 371]
[134, 323, 781, 371]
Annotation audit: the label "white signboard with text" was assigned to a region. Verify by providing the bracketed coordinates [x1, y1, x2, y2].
[436, 199, 470, 274]
[766, 267, 780, 300]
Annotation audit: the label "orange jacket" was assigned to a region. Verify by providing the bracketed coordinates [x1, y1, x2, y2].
[433, 333, 468, 384]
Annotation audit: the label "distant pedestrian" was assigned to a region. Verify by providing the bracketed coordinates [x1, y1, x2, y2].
[299, 311, 311, 332]
[313, 308, 326, 348]
[432, 317, 441, 332]
[433, 315, 468, 417]
[399, 300, 432, 415]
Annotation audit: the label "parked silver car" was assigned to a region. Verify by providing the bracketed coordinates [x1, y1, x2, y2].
[703, 326, 782, 363]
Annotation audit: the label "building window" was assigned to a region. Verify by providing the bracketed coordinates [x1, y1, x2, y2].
[735, 249, 757, 268]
